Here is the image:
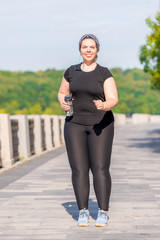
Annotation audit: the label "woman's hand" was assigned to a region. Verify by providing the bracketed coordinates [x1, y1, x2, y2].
[93, 100, 105, 110]
[61, 100, 71, 111]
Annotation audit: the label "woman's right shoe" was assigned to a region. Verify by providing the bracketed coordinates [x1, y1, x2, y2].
[77, 208, 89, 227]
[95, 208, 109, 227]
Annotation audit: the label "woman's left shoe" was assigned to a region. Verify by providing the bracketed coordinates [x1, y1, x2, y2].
[95, 208, 109, 227]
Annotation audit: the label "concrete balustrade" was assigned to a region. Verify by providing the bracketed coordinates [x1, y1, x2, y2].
[114, 113, 126, 125]
[132, 113, 150, 124]
[0, 114, 66, 170]
[0, 114, 14, 168]
[149, 115, 160, 123]
[0, 113, 159, 170]
[113, 113, 160, 125]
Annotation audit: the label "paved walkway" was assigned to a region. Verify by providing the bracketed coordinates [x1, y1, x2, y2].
[0, 123, 160, 240]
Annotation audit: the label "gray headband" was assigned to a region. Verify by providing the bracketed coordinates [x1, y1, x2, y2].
[79, 34, 100, 52]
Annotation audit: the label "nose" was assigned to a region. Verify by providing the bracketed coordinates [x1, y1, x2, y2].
[86, 47, 91, 52]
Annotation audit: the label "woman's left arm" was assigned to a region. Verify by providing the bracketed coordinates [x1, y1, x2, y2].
[93, 77, 118, 111]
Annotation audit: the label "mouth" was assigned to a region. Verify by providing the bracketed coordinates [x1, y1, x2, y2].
[85, 54, 92, 57]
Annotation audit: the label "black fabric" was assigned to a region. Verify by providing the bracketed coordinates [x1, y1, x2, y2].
[64, 63, 114, 125]
[64, 120, 114, 211]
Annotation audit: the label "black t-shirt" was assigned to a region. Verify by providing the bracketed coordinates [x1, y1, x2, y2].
[64, 62, 114, 125]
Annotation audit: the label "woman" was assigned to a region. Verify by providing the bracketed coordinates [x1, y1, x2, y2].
[58, 34, 118, 227]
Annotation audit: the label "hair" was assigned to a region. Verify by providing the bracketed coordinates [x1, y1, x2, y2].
[94, 54, 98, 61]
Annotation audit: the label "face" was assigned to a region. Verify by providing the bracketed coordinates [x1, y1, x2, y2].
[80, 38, 98, 62]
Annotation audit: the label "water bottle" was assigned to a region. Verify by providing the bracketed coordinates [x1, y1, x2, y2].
[64, 95, 73, 117]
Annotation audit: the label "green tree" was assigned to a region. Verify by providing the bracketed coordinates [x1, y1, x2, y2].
[1, 67, 160, 115]
[139, 11, 160, 89]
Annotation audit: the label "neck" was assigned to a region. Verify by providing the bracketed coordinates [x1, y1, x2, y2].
[81, 61, 97, 72]
[83, 60, 96, 66]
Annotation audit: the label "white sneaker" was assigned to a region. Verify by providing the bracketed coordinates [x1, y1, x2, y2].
[77, 208, 89, 227]
[96, 208, 109, 227]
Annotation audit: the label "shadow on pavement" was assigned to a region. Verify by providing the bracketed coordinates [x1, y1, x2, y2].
[128, 128, 160, 153]
[62, 199, 98, 220]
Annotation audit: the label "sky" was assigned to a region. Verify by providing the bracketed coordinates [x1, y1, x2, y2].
[0, 0, 159, 72]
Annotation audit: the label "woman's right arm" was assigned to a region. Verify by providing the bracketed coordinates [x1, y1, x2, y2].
[58, 77, 71, 111]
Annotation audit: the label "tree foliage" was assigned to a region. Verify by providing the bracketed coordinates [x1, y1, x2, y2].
[0, 67, 160, 115]
[139, 11, 160, 89]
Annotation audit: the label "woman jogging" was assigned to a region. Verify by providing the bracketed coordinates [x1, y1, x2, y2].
[58, 34, 118, 227]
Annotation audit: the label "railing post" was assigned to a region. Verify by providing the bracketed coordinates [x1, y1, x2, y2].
[11, 115, 31, 159]
[41, 115, 53, 151]
[51, 115, 61, 148]
[58, 115, 65, 145]
[0, 114, 14, 167]
[28, 115, 42, 155]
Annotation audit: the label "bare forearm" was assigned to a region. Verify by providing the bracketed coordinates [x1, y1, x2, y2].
[58, 92, 65, 105]
[103, 98, 118, 111]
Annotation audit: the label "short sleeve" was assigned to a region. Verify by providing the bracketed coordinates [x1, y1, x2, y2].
[63, 67, 70, 82]
[104, 68, 113, 80]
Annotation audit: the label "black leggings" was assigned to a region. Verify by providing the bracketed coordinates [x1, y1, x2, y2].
[64, 120, 114, 211]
